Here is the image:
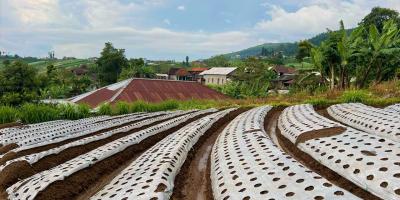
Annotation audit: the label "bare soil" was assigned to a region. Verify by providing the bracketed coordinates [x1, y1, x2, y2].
[171, 108, 247, 200]
[264, 107, 381, 200]
[32, 111, 214, 200]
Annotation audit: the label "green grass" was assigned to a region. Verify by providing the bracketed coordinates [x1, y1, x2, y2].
[0, 106, 18, 124]
[18, 103, 60, 123]
[340, 90, 370, 103]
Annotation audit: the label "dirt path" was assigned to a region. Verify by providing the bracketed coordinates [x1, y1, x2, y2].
[171, 108, 246, 200]
[32, 111, 214, 200]
[264, 107, 381, 200]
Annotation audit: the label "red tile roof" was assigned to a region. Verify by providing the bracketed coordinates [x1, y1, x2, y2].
[189, 67, 209, 72]
[72, 78, 228, 108]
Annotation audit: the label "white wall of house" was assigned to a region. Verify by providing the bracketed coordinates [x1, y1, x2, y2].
[203, 74, 229, 85]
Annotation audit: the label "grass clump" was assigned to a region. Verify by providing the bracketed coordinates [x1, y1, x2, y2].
[340, 90, 370, 103]
[0, 106, 18, 124]
[59, 104, 91, 120]
[18, 103, 60, 123]
[98, 103, 112, 115]
[115, 101, 130, 115]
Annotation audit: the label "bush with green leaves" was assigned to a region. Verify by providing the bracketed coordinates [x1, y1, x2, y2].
[0, 106, 18, 124]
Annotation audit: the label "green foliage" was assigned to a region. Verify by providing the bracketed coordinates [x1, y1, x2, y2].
[119, 58, 155, 80]
[58, 104, 91, 120]
[304, 98, 331, 107]
[0, 106, 18, 124]
[115, 101, 130, 115]
[224, 43, 298, 58]
[98, 103, 113, 115]
[96, 42, 128, 86]
[340, 90, 370, 103]
[0, 61, 39, 105]
[18, 103, 60, 123]
[204, 55, 231, 67]
[129, 100, 179, 113]
[296, 40, 313, 61]
[360, 7, 400, 32]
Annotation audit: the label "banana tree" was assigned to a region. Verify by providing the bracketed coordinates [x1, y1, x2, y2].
[310, 47, 326, 83]
[357, 20, 400, 88]
[337, 20, 363, 89]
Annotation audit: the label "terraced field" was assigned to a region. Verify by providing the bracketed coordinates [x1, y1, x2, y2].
[0, 104, 399, 200]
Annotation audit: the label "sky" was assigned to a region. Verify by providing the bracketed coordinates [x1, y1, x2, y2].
[0, 0, 399, 60]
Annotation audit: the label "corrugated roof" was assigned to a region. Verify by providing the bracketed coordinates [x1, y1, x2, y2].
[199, 67, 236, 75]
[273, 65, 296, 74]
[71, 78, 228, 108]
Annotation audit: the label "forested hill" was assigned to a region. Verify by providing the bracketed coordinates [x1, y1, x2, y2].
[223, 29, 353, 59]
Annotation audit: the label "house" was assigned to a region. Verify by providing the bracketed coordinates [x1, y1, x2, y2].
[69, 78, 228, 108]
[270, 65, 297, 90]
[168, 68, 189, 80]
[188, 67, 209, 82]
[155, 73, 168, 80]
[199, 67, 237, 85]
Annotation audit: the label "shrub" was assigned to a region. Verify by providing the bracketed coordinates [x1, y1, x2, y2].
[18, 103, 59, 123]
[98, 103, 112, 115]
[0, 106, 18, 124]
[130, 101, 149, 113]
[115, 101, 130, 115]
[340, 90, 370, 103]
[76, 104, 91, 118]
[304, 98, 330, 107]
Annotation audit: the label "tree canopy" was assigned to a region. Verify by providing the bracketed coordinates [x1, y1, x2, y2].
[96, 42, 128, 86]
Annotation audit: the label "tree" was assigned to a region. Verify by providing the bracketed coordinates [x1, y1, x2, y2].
[96, 42, 128, 86]
[360, 7, 400, 32]
[356, 20, 400, 87]
[231, 57, 276, 98]
[119, 58, 155, 80]
[296, 40, 313, 61]
[310, 47, 325, 82]
[320, 31, 341, 89]
[204, 55, 230, 67]
[337, 20, 363, 89]
[185, 56, 189, 66]
[0, 61, 38, 105]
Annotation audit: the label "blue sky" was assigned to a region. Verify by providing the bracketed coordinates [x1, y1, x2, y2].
[0, 0, 399, 60]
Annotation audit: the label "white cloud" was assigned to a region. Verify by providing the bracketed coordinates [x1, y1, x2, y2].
[256, 0, 400, 41]
[163, 19, 171, 25]
[177, 5, 185, 11]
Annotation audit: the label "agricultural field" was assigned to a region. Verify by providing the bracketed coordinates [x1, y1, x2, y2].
[0, 103, 399, 200]
[0, 58, 94, 72]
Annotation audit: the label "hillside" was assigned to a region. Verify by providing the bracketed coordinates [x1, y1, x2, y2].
[223, 29, 353, 59]
[0, 57, 94, 72]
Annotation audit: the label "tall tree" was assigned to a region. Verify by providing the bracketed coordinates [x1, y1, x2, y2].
[296, 40, 313, 61]
[356, 20, 400, 87]
[360, 7, 400, 32]
[185, 56, 189, 66]
[96, 42, 128, 86]
[0, 61, 38, 105]
[337, 20, 363, 89]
